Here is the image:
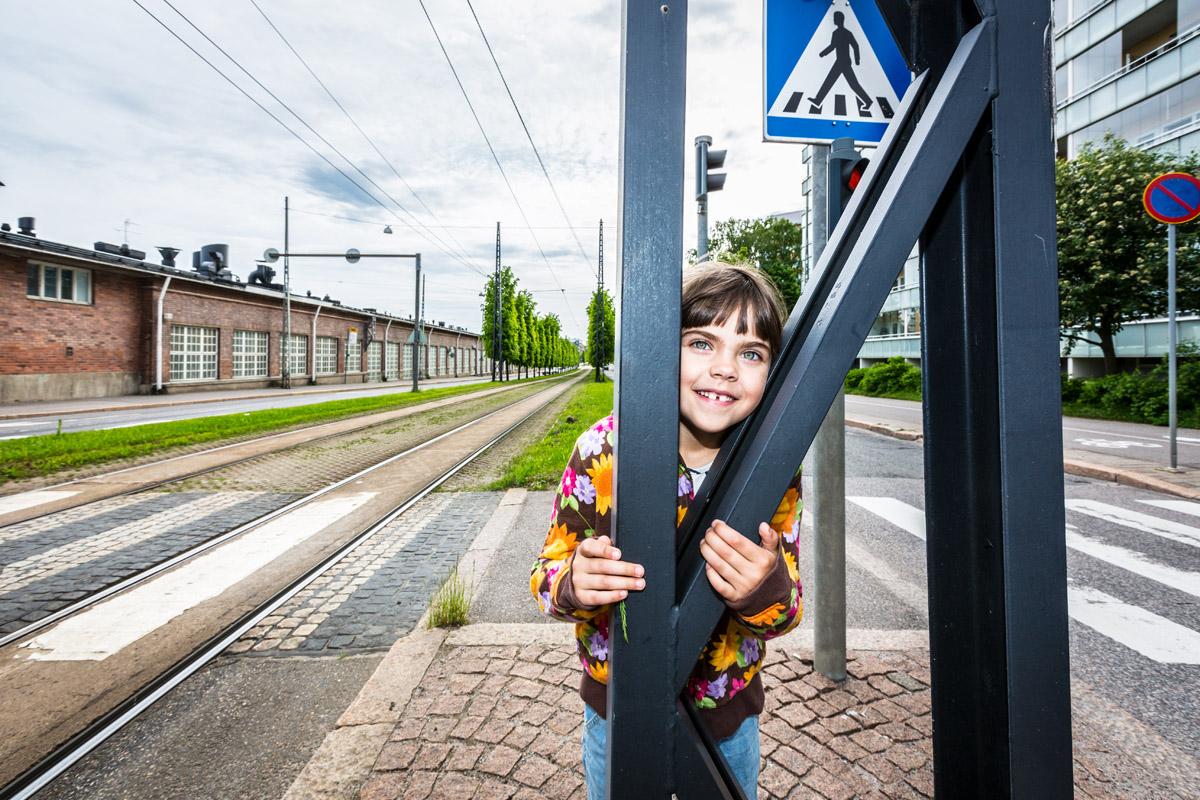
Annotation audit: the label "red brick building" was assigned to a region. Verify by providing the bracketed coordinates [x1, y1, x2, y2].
[1, 229, 488, 402]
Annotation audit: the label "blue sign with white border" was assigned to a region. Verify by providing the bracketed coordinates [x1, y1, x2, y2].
[764, 0, 912, 144]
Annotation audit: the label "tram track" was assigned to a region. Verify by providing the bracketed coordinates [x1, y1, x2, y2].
[0, 375, 581, 797]
[0, 375, 577, 642]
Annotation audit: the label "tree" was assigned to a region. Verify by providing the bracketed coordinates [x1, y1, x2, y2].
[1057, 135, 1200, 374]
[705, 216, 805, 310]
[480, 266, 520, 380]
[586, 288, 616, 382]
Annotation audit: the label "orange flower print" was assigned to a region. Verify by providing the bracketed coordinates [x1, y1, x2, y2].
[784, 549, 799, 582]
[771, 487, 800, 534]
[540, 523, 577, 563]
[708, 627, 741, 672]
[588, 659, 609, 683]
[677, 505, 687, 526]
[587, 453, 614, 517]
[740, 601, 786, 628]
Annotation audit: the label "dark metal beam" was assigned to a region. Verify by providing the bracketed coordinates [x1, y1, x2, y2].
[608, 0, 688, 797]
[675, 21, 996, 688]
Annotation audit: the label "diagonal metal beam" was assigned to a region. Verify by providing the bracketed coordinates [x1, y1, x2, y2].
[674, 19, 995, 688]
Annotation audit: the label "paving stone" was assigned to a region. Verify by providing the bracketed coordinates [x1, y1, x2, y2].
[477, 744, 522, 777]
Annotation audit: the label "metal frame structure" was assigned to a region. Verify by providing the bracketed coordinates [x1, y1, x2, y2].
[610, 1, 1072, 797]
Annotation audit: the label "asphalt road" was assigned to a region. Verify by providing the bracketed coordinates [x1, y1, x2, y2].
[845, 394, 1200, 470]
[0, 375, 493, 439]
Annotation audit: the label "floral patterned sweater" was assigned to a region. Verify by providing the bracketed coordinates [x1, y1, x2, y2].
[530, 413, 804, 739]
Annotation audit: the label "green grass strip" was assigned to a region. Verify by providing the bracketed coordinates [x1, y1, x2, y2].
[844, 387, 923, 403]
[487, 379, 614, 490]
[0, 373, 571, 485]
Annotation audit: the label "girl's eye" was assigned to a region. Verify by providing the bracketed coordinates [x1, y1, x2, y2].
[688, 339, 712, 351]
[742, 350, 764, 362]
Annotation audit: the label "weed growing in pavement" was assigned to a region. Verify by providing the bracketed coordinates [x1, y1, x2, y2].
[427, 567, 472, 628]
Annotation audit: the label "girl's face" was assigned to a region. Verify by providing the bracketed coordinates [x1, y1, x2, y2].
[678, 311, 771, 441]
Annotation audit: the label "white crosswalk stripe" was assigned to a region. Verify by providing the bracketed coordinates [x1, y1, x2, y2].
[1137, 499, 1200, 519]
[849, 496, 1200, 664]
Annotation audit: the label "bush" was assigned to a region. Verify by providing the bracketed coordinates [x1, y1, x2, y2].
[844, 357, 923, 400]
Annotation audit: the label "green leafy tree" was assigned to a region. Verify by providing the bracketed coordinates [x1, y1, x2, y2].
[1058, 135, 1200, 374]
[704, 217, 804, 310]
[586, 288, 616, 382]
[480, 266, 520, 380]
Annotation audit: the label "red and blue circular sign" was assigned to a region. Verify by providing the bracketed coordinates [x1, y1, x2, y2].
[1143, 172, 1200, 225]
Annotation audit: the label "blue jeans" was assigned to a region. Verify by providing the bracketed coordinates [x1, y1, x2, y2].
[581, 705, 759, 799]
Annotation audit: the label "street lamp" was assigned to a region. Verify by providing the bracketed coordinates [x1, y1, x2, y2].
[263, 247, 423, 392]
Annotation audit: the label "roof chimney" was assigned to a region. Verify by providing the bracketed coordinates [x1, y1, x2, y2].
[17, 217, 35, 236]
[157, 246, 180, 267]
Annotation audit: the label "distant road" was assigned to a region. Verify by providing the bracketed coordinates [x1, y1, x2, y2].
[844, 394, 1200, 470]
[0, 376, 493, 440]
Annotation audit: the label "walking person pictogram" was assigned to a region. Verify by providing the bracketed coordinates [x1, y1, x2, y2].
[809, 11, 872, 114]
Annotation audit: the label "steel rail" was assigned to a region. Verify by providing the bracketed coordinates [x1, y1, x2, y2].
[0, 375, 578, 649]
[0, 375, 578, 800]
[0, 373, 573, 531]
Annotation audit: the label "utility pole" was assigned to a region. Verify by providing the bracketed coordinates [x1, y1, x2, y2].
[595, 218, 605, 383]
[282, 196, 292, 390]
[412, 254, 422, 392]
[494, 222, 503, 382]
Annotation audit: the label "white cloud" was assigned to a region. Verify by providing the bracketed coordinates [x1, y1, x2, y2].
[1, 0, 820, 340]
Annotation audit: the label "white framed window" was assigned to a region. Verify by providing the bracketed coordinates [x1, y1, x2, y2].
[385, 342, 400, 379]
[26, 262, 92, 304]
[403, 343, 415, 378]
[282, 333, 308, 377]
[366, 341, 382, 380]
[346, 338, 360, 373]
[232, 330, 269, 378]
[170, 324, 218, 382]
[315, 336, 338, 375]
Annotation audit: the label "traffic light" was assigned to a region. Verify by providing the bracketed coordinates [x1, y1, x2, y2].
[827, 137, 870, 227]
[695, 135, 727, 201]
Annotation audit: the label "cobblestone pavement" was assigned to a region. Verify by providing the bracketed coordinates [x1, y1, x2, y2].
[0, 491, 297, 635]
[229, 492, 502, 656]
[176, 385, 554, 495]
[355, 634, 1173, 800]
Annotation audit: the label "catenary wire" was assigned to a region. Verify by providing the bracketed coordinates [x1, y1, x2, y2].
[415, 0, 583, 333]
[292, 208, 599, 231]
[132, 0, 487, 278]
[463, 0, 596, 277]
[245, 0, 480, 269]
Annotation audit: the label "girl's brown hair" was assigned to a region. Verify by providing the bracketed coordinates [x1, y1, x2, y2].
[681, 261, 786, 358]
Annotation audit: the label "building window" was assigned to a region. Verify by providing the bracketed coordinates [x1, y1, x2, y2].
[232, 330, 269, 378]
[366, 341, 382, 380]
[26, 262, 92, 304]
[386, 342, 400, 379]
[170, 324, 218, 381]
[282, 333, 308, 377]
[315, 336, 338, 375]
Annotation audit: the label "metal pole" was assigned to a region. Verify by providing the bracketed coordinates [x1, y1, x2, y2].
[283, 196, 292, 389]
[697, 196, 708, 261]
[494, 222, 501, 382]
[412, 254, 421, 392]
[1169, 223, 1178, 469]
[808, 143, 847, 681]
[596, 218, 605, 383]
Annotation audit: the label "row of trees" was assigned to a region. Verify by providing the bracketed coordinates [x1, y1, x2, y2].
[586, 287, 615, 382]
[480, 266, 581, 380]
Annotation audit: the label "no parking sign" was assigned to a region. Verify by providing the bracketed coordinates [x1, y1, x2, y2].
[1142, 172, 1200, 225]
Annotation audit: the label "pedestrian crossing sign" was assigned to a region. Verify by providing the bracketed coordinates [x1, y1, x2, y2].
[764, 0, 912, 144]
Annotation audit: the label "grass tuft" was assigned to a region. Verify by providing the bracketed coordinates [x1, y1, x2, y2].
[427, 567, 472, 628]
[487, 380, 615, 490]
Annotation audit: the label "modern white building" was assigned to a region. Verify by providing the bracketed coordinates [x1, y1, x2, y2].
[795, 0, 1199, 373]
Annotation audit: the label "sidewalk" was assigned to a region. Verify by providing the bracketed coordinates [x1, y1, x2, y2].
[0, 374, 489, 420]
[280, 491, 1200, 800]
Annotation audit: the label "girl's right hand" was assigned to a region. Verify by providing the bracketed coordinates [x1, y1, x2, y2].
[570, 535, 646, 608]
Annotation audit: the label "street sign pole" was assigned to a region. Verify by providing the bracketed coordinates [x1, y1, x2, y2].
[1169, 223, 1178, 469]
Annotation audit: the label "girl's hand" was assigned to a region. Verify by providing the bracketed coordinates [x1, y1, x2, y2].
[570, 535, 646, 608]
[700, 520, 779, 603]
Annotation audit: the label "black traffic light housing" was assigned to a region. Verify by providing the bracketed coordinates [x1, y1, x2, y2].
[695, 135, 727, 201]
[827, 136, 870, 228]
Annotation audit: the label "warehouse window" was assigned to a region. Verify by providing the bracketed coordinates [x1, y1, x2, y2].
[366, 341, 382, 381]
[170, 324, 218, 382]
[26, 262, 92, 304]
[385, 342, 400, 379]
[232, 330, 269, 378]
[282, 333, 307, 377]
[315, 336, 338, 375]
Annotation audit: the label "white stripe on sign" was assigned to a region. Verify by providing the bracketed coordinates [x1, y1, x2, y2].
[1066, 500, 1200, 549]
[1067, 585, 1200, 664]
[1137, 499, 1200, 519]
[1065, 527, 1200, 599]
[847, 497, 926, 540]
[19, 492, 375, 661]
[0, 490, 80, 516]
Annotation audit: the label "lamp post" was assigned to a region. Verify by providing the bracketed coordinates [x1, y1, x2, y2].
[262, 248, 422, 391]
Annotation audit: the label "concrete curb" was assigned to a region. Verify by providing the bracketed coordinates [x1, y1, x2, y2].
[847, 416, 1200, 500]
[279, 488, 528, 800]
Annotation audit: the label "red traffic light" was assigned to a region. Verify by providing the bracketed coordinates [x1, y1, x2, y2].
[847, 159, 870, 191]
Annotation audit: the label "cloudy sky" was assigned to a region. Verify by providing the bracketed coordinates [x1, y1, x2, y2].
[2, 0, 814, 340]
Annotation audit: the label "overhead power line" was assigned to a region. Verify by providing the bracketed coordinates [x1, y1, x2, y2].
[463, 0, 595, 277]
[416, 0, 582, 332]
[246, 0, 479, 269]
[130, 0, 487, 277]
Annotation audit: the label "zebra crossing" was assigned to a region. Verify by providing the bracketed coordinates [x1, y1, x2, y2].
[779, 91, 895, 119]
[848, 495, 1200, 665]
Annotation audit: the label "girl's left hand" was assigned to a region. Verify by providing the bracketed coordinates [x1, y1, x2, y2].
[699, 520, 779, 603]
